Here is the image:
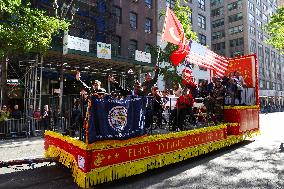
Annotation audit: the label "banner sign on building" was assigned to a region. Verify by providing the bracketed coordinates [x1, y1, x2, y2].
[63, 32, 90, 55]
[97, 42, 111, 59]
[135, 50, 151, 63]
[88, 96, 147, 143]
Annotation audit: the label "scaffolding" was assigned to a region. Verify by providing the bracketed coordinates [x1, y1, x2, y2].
[21, 56, 43, 114]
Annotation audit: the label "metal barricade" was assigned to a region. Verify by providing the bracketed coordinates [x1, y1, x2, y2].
[0, 118, 27, 139]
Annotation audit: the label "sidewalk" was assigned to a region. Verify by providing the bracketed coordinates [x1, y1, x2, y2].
[0, 137, 44, 162]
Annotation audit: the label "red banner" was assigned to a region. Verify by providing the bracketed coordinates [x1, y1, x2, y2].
[45, 129, 226, 173]
[91, 129, 226, 169]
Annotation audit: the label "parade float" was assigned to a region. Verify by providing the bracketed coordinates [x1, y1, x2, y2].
[44, 54, 260, 188]
[45, 7, 260, 188]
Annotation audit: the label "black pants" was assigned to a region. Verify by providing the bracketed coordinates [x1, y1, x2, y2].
[170, 108, 192, 131]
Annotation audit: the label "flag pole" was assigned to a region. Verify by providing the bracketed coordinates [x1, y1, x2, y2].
[157, 5, 169, 68]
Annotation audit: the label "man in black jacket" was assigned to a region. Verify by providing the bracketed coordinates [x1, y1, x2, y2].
[142, 66, 159, 96]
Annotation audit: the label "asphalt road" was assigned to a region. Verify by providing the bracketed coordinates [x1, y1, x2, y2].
[0, 112, 284, 189]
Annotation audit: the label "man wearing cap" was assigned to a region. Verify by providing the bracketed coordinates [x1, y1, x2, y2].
[142, 66, 159, 96]
[91, 80, 106, 95]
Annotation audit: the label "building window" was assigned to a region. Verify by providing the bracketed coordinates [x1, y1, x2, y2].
[256, 8, 261, 17]
[212, 42, 225, 51]
[228, 0, 242, 11]
[248, 1, 254, 11]
[198, 14, 206, 29]
[128, 40, 137, 58]
[129, 12, 137, 30]
[112, 35, 121, 56]
[263, 14, 268, 22]
[211, 7, 224, 17]
[249, 13, 255, 23]
[256, 0, 261, 6]
[257, 30, 263, 40]
[145, 44, 151, 53]
[249, 25, 256, 35]
[112, 6, 122, 24]
[210, 0, 223, 6]
[145, 0, 152, 8]
[228, 25, 243, 35]
[145, 18, 152, 33]
[250, 38, 256, 53]
[258, 43, 263, 57]
[262, 3, 267, 11]
[198, 0, 205, 11]
[228, 13, 243, 23]
[229, 38, 244, 47]
[212, 30, 225, 40]
[166, 0, 175, 9]
[256, 19, 262, 28]
[230, 51, 244, 58]
[212, 18, 224, 28]
[199, 34, 206, 45]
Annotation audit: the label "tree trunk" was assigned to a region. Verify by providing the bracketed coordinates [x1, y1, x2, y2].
[1, 56, 8, 106]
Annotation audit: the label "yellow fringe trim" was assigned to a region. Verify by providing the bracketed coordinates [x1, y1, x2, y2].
[45, 129, 259, 188]
[224, 105, 259, 110]
[45, 124, 227, 151]
[227, 123, 239, 127]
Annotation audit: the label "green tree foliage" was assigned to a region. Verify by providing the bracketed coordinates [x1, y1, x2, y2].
[0, 0, 69, 104]
[0, 0, 70, 57]
[264, 7, 284, 52]
[151, 0, 197, 84]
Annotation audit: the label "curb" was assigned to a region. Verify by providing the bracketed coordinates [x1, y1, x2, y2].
[0, 158, 55, 168]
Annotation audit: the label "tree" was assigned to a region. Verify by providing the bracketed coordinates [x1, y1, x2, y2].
[0, 0, 69, 105]
[264, 7, 284, 52]
[151, 0, 197, 85]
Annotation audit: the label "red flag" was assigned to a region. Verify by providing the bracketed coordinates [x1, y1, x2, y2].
[162, 7, 184, 45]
[169, 42, 190, 66]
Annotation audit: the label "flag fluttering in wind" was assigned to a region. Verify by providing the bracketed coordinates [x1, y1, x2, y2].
[169, 35, 191, 66]
[161, 7, 228, 76]
[185, 41, 229, 77]
[161, 7, 191, 66]
[161, 7, 185, 45]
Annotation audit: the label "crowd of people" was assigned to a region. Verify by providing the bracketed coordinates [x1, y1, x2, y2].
[77, 68, 248, 132]
[0, 104, 52, 136]
[0, 67, 251, 138]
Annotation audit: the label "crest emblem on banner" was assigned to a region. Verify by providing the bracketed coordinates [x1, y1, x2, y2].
[108, 106, 128, 131]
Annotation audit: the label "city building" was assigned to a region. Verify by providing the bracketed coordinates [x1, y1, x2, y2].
[210, 0, 284, 106]
[0, 0, 159, 112]
[157, 0, 212, 90]
[278, 0, 284, 7]
[16, 0, 158, 107]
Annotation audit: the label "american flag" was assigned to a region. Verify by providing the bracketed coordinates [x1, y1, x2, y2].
[185, 41, 229, 77]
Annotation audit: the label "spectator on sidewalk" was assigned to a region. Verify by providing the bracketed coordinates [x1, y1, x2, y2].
[33, 107, 41, 119]
[26, 105, 35, 136]
[42, 105, 51, 132]
[0, 105, 10, 122]
[11, 105, 22, 119]
[26, 105, 34, 119]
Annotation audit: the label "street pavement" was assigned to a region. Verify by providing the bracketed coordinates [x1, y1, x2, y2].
[0, 137, 44, 162]
[0, 112, 284, 189]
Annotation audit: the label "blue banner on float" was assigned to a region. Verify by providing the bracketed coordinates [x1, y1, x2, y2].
[88, 96, 147, 143]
